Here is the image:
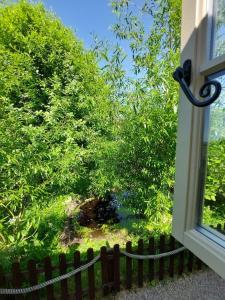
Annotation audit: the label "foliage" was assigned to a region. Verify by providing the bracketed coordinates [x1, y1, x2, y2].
[92, 0, 182, 219]
[1, 0, 224, 270]
[213, 0, 225, 57]
[0, 197, 67, 266]
[202, 89, 225, 225]
[0, 0, 113, 257]
[204, 140, 225, 202]
[4, 0, 225, 267]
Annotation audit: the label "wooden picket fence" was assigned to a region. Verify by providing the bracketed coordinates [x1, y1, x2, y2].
[0, 234, 205, 300]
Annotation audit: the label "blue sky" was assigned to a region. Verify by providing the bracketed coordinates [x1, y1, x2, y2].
[41, 1, 153, 76]
[41, 0, 152, 75]
[42, 0, 117, 49]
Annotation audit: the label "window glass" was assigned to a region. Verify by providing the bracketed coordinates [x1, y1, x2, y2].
[212, 0, 225, 58]
[200, 72, 225, 237]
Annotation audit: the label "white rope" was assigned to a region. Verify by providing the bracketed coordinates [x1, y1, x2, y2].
[121, 246, 186, 260]
[0, 254, 100, 295]
[0, 246, 186, 295]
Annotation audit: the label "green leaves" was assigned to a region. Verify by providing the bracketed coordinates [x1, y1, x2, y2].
[96, 0, 182, 221]
[0, 0, 113, 260]
[0, 0, 184, 263]
[205, 140, 225, 202]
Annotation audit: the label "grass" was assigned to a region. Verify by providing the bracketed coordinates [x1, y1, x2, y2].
[0, 195, 223, 273]
[0, 199, 172, 271]
[0, 200, 208, 300]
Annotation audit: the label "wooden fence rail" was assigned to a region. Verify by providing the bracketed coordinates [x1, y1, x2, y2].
[0, 234, 206, 300]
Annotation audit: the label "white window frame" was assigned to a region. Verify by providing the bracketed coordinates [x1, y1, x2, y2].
[173, 0, 225, 279]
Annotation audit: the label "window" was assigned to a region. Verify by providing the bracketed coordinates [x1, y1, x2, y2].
[173, 0, 225, 278]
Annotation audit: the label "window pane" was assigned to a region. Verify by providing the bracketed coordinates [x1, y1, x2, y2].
[200, 71, 225, 238]
[212, 0, 225, 58]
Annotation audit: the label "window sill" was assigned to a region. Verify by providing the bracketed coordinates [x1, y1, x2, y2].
[183, 228, 225, 279]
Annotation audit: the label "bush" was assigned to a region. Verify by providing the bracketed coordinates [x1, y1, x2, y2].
[0, 0, 112, 259]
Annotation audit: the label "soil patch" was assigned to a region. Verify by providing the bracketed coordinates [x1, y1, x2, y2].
[77, 193, 119, 227]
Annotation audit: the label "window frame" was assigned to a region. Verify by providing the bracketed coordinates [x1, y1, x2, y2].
[172, 0, 225, 279]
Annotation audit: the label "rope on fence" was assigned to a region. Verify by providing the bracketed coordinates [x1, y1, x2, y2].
[0, 254, 101, 295]
[0, 246, 186, 295]
[121, 246, 186, 260]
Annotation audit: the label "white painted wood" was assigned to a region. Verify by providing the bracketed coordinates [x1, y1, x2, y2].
[172, 0, 205, 242]
[200, 54, 225, 75]
[184, 230, 225, 279]
[173, 0, 225, 278]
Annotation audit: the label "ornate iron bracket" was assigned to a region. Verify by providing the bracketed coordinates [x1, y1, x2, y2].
[173, 59, 222, 107]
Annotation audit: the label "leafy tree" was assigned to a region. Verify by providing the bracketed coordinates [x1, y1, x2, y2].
[93, 0, 182, 221]
[204, 86, 225, 204]
[0, 0, 112, 254]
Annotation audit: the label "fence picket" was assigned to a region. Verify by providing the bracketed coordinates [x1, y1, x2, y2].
[74, 251, 82, 300]
[0, 232, 212, 299]
[148, 237, 155, 281]
[113, 244, 120, 293]
[0, 265, 7, 300]
[137, 239, 144, 287]
[59, 254, 68, 300]
[125, 241, 132, 289]
[187, 251, 193, 273]
[178, 248, 184, 275]
[12, 262, 23, 300]
[44, 256, 54, 300]
[107, 249, 114, 291]
[159, 235, 165, 280]
[28, 260, 39, 300]
[168, 236, 175, 277]
[87, 248, 95, 300]
[100, 246, 108, 296]
[196, 257, 202, 270]
[217, 224, 222, 232]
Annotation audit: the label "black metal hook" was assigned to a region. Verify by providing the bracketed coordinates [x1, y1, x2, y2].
[173, 59, 222, 107]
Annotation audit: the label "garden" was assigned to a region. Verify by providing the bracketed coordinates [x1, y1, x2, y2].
[0, 0, 224, 275]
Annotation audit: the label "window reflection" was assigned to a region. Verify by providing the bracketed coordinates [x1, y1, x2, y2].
[201, 72, 225, 236]
[212, 0, 225, 58]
